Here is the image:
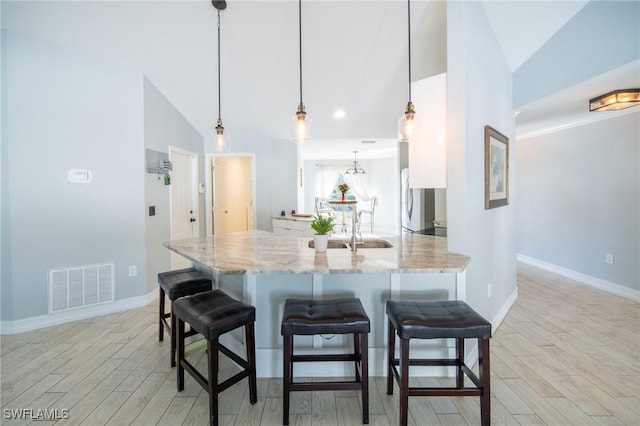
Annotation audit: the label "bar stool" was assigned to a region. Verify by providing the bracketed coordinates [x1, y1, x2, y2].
[158, 268, 212, 367]
[281, 297, 370, 425]
[385, 300, 492, 426]
[174, 289, 257, 426]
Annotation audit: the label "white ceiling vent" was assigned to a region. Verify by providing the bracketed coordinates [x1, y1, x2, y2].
[48, 263, 115, 313]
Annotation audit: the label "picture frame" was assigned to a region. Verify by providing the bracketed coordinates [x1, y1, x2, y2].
[484, 125, 509, 209]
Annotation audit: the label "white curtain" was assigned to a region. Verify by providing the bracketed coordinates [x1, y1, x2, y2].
[315, 165, 342, 197]
[343, 174, 370, 200]
[316, 165, 372, 201]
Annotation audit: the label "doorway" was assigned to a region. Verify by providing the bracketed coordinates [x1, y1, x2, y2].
[169, 147, 199, 269]
[206, 154, 255, 236]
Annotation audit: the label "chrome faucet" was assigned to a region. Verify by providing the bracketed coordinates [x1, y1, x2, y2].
[350, 204, 362, 252]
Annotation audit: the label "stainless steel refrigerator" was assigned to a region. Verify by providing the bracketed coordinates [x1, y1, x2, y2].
[401, 168, 435, 234]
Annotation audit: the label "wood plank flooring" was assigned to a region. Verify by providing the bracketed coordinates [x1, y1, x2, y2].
[1, 262, 638, 425]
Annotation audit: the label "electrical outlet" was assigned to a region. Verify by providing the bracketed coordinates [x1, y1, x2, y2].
[605, 253, 614, 264]
[128, 265, 137, 277]
[487, 283, 492, 298]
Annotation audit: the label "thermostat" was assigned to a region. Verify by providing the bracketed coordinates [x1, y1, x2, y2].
[68, 169, 92, 183]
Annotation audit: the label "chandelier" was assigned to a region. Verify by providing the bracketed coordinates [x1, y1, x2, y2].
[345, 151, 366, 175]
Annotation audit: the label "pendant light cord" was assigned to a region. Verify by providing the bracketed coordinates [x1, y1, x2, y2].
[217, 9, 222, 122]
[407, 0, 412, 103]
[298, 0, 303, 106]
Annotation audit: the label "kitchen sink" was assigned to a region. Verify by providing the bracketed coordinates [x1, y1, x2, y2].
[355, 239, 393, 248]
[308, 239, 393, 249]
[308, 240, 349, 249]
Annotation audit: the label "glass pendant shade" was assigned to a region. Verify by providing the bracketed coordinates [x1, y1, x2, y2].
[211, 2, 230, 153]
[291, 105, 311, 143]
[399, 0, 417, 143]
[292, 0, 311, 143]
[212, 120, 229, 152]
[397, 102, 416, 142]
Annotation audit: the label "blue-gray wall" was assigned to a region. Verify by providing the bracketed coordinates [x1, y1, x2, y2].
[1, 33, 207, 325]
[2, 33, 146, 320]
[514, 1, 640, 107]
[514, 0, 640, 293]
[447, 1, 517, 322]
[517, 113, 639, 291]
[143, 77, 205, 295]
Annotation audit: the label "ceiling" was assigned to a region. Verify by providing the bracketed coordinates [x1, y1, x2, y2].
[2, 1, 633, 159]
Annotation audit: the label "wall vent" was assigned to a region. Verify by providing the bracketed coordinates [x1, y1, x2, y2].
[48, 263, 115, 313]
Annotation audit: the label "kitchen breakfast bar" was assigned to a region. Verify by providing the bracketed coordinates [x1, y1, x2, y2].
[163, 230, 470, 378]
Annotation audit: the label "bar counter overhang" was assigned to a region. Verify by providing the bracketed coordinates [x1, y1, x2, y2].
[164, 231, 471, 378]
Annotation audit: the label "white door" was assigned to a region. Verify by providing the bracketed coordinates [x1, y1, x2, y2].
[211, 156, 254, 234]
[170, 147, 198, 269]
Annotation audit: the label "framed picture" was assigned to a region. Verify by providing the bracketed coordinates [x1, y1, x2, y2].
[484, 125, 509, 209]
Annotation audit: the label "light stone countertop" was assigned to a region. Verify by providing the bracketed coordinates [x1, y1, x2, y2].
[272, 214, 314, 222]
[163, 230, 470, 275]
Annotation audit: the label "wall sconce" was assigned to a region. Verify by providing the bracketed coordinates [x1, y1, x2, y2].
[589, 89, 640, 112]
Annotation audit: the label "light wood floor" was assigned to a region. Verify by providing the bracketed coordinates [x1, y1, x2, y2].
[1, 263, 638, 425]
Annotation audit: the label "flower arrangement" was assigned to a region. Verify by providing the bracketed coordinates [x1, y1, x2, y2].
[338, 183, 349, 194]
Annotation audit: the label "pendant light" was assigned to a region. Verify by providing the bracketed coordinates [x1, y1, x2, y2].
[398, 0, 416, 142]
[345, 151, 366, 175]
[212, 1, 229, 152]
[291, 0, 311, 142]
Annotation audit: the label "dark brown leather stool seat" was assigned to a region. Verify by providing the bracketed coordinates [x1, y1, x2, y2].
[386, 300, 492, 426]
[281, 298, 370, 425]
[158, 268, 212, 367]
[174, 289, 257, 426]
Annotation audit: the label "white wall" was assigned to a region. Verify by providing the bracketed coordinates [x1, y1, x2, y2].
[517, 112, 639, 291]
[447, 1, 517, 322]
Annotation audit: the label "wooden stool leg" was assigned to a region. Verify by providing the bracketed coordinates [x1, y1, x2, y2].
[399, 338, 410, 426]
[159, 288, 166, 341]
[177, 317, 185, 391]
[386, 319, 396, 395]
[170, 301, 177, 367]
[479, 337, 491, 426]
[361, 332, 369, 424]
[283, 334, 293, 425]
[456, 337, 465, 388]
[245, 322, 258, 404]
[354, 332, 361, 382]
[207, 339, 219, 426]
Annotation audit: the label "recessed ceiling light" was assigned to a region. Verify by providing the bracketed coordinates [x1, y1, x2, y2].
[334, 109, 346, 119]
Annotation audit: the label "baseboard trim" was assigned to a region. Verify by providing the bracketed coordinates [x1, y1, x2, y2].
[1, 289, 159, 335]
[492, 286, 518, 333]
[516, 254, 639, 302]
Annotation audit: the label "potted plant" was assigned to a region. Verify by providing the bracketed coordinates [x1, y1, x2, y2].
[310, 214, 335, 252]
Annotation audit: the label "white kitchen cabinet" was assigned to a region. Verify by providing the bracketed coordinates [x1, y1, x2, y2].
[408, 72, 447, 189]
[272, 216, 314, 237]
